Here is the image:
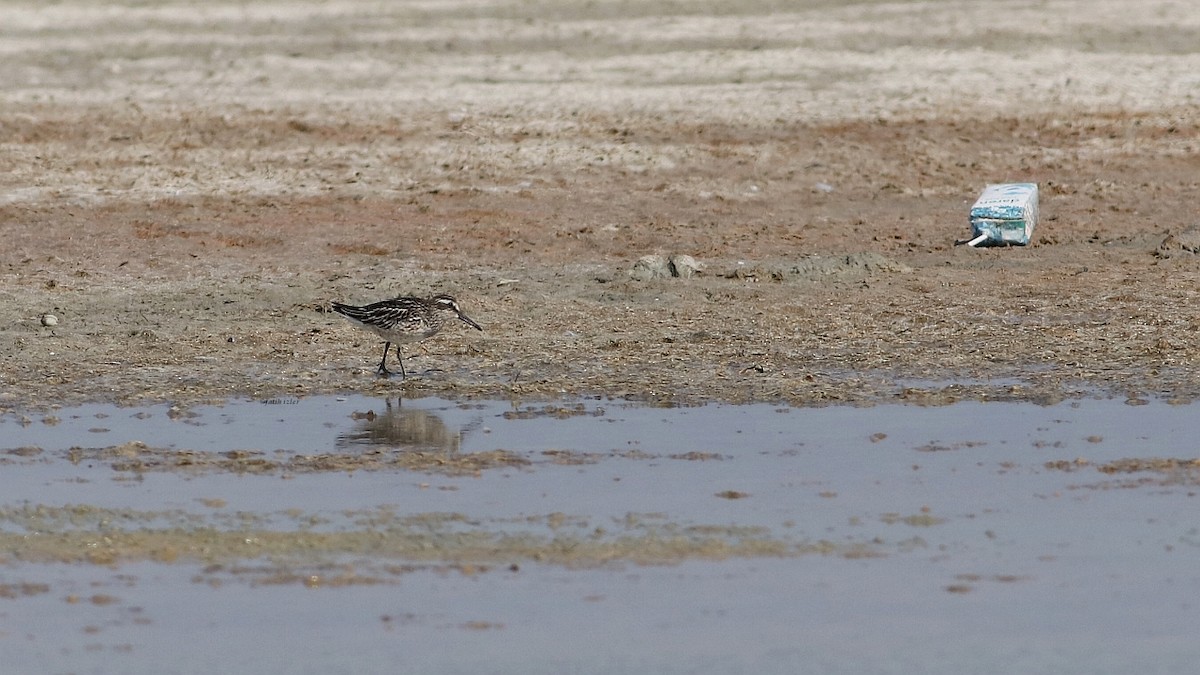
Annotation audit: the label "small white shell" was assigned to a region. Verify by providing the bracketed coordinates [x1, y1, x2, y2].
[40, 314, 59, 327]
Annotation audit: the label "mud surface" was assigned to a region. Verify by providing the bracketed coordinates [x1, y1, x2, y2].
[3, 0, 1200, 410]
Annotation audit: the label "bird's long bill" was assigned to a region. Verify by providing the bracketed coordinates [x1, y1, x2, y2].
[458, 312, 483, 331]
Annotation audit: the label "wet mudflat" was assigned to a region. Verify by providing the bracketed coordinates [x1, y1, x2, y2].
[1, 395, 1198, 673]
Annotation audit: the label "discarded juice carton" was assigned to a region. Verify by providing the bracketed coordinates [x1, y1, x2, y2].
[966, 183, 1038, 247]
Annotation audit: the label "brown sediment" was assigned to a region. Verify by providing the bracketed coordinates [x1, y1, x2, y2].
[2, 2, 1199, 412]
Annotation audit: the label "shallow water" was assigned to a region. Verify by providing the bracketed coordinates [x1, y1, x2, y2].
[2, 395, 1199, 673]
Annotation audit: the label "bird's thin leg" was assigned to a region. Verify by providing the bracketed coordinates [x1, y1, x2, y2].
[376, 342, 393, 377]
[395, 344, 407, 379]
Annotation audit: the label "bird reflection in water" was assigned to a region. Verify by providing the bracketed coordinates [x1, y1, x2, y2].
[337, 399, 463, 454]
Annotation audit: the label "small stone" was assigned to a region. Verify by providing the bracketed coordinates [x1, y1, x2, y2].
[1156, 225, 1200, 258]
[630, 254, 671, 280]
[668, 255, 703, 278]
[40, 314, 58, 327]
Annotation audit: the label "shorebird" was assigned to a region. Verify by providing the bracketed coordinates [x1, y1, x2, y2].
[331, 294, 483, 379]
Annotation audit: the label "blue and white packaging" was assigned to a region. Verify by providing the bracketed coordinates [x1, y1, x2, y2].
[967, 183, 1038, 246]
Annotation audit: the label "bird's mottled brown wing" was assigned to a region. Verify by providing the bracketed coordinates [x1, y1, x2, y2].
[332, 298, 427, 331]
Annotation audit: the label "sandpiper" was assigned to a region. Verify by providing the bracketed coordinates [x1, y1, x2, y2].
[331, 294, 483, 379]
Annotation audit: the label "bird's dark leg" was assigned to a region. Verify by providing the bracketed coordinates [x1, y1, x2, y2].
[376, 341, 393, 377]
[394, 344, 407, 379]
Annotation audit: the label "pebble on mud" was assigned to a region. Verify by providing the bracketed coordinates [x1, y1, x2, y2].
[630, 254, 671, 280]
[668, 255, 703, 278]
[630, 254, 704, 280]
[1155, 225, 1200, 258]
[40, 314, 58, 327]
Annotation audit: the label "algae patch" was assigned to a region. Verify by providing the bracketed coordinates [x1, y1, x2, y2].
[0, 504, 882, 579]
